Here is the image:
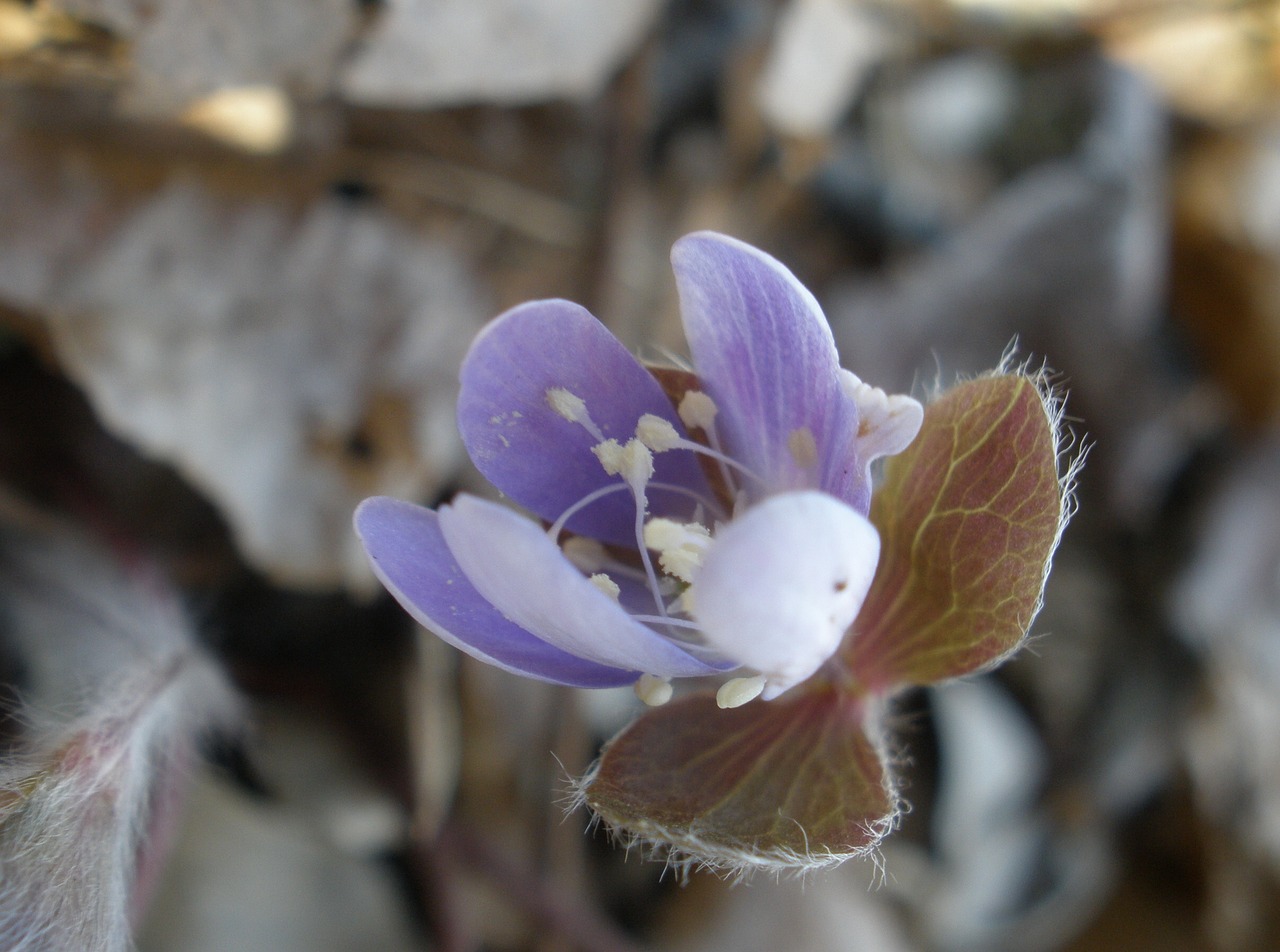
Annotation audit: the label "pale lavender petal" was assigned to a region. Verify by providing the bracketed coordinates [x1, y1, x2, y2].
[355, 497, 636, 687]
[692, 491, 880, 700]
[457, 300, 711, 547]
[841, 370, 924, 467]
[671, 232, 870, 512]
[438, 495, 728, 678]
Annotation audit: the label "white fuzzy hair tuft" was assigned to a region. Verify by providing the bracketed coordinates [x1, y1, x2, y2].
[0, 517, 239, 951]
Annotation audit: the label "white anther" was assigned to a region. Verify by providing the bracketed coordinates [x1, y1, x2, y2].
[562, 536, 608, 572]
[622, 440, 655, 487]
[661, 548, 704, 585]
[787, 427, 818, 469]
[636, 414, 681, 452]
[547, 387, 604, 441]
[716, 675, 767, 709]
[593, 438, 654, 489]
[547, 387, 588, 422]
[677, 390, 719, 432]
[592, 437, 664, 615]
[588, 573, 621, 601]
[643, 518, 711, 584]
[592, 439, 625, 475]
[634, 674, 673, 707]
[642, 517, 689, 551]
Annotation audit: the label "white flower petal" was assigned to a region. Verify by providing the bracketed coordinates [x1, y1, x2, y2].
[840, 369, 923, 463]
[437, 495, 723, 678]
[692, 491, 880, 699]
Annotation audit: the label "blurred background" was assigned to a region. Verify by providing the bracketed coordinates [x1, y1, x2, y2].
[1, 0, 1279, 949]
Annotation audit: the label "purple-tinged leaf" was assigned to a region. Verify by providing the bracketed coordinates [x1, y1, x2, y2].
[843, 374, 1067, 693]
[582, 687, 897, 870]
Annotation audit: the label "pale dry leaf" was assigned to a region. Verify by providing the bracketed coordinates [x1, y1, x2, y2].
[52, 0, 354, 112]
[756, 0, 903, 138]
[340, 0, 665, 107]
[828, 63, 1174, 518]
[1102, 2, 1280, 126]
[1175, 438, 1280, 867]
[50, 186, 487, 591]
[137, 774, 421, 952]
[903, 680, 1113, 952]
[0, 144, 488, 591]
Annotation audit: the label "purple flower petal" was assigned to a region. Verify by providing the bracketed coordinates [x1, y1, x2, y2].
[691, 490, 880, 700]
[438, 495, 728, 678]
[355, 497, 636, 688]
[457, 300, 712, 547]
[671, 233, 870, 512]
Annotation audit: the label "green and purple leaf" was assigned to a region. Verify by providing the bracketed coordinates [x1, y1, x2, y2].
[843, 372, 1067, 692]
[581, 372, 1070, 871]
[581, 686, 897, 870]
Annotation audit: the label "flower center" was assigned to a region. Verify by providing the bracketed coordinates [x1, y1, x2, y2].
[543, 385, 773, 705]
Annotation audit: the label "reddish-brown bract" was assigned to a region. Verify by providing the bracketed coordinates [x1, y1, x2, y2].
[584, 373, 1064, 868]
[585, 688, 891, 863]
[847, 374, 1062, 692]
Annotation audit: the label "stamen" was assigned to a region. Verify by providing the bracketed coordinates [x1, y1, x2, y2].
[675, 390, 750, 497]
[635, 413, 761, 487]
[591, 437, 668, 617]
[716, 675, 767, 709]
[635, 414, 682, 451]
[643, 518, 711, 584]
[546, 387, 604, 442]
[678, 390, 718, 432]
[547, 480, 720, 545]
[563, 539, 660, 586]
[591, 438, 654, 488]
[633, 504, 665, 618]
[634, 674, 673, 707]
[642, 518, 693, 551]
[588, 573, 621, 601]
[670, 587, 696, 616]
[592, 438, 624, 474]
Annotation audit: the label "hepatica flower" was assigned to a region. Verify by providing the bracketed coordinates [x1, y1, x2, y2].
[357, 232, 1074, 871]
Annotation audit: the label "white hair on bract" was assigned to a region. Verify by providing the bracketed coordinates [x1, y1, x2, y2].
[0, 504, 240, 952]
